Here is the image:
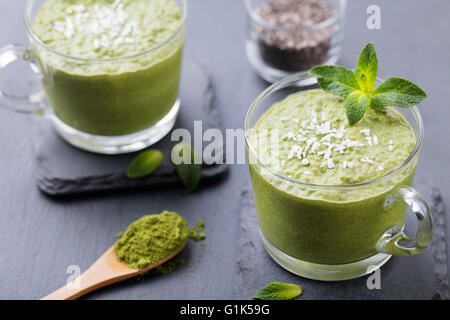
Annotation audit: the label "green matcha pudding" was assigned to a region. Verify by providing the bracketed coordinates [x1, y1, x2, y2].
[248, 90, 418, 267]
[31, 0, 185, 137]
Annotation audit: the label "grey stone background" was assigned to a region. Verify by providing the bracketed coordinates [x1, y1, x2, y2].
[0, 0, 449, 299]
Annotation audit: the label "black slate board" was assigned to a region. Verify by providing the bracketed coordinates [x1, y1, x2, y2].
[234, 180, 449, 300]
[32, 58, 228, 196]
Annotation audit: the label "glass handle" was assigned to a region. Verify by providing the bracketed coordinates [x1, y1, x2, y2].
[377, 187, 434, 256]
[0, 44, 45, 114]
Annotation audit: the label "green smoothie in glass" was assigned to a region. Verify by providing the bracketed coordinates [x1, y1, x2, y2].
[32, 0, 183, 136]
[245, 44, 433, 280]
[249, 90, 415, 264]
[0, 0, 186, 154]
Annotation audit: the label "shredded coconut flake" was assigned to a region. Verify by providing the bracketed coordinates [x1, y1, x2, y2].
[311, 111, 318, 124]
[296, 148, 303, 160]
[288, 145, 301, 159]
[306, 137, 317, 146]
[296, 134, 307, 142]
[324, 150, 332, 160]
[311, 142, 321, 153]
[282, 132, 295, 140]
[373, 135, 378, 145]
[316, 121, 331, 134]
[342, 139, 364, 148]
[336, 125, 346, 138]
[64, 17, 74, 38]
[334, 144, 346, 154]
[301, 120, 307, 129]
[327, 158, 335, 169]
[360, 157, 375, 164]
[277, 107, 389, 173]
[53, 0, 143, 47]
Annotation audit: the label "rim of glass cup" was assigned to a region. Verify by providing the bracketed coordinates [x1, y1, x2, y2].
[243, 71, 424, 190]
[24, 0, 188, 62]
[244, 0, 346, 32]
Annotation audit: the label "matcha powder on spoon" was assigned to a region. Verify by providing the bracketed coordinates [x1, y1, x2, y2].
[114, 211, 189, 270]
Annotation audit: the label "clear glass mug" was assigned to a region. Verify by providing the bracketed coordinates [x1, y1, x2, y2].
[0, 0, 187, 154]
[245, 0, 346, 84]
[244, 72, 434, 281]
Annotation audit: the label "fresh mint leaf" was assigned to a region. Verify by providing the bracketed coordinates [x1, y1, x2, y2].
[126, 150, 163, 179]
[346, 91, 371, 125]
[253, 282, 303, 300]
[310, 65, 360, 99]
[371, 77, 427, 108]
[356, 42, 378, 91]
[171, 143, 202, 192]
[310, 42, 427, 125]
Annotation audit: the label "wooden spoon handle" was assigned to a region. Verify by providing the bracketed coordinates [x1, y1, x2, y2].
[41, 271, 102, 300]
[42, 241, 186, 300]
[42, 247, 138, 300]
[42, 268, 135, 300]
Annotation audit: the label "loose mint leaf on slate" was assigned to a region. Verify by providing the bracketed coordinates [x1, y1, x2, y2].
[253, 282, 303, 300]
[346, 91, 371, 125]
[371, 77, 427, 108]
[171, 143, 202, 192]
[310, 65, 360, 99]
[126, 150, 164, 179]
[356, 42, 378, 91]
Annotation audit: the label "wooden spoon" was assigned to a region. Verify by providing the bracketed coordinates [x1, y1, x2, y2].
[42, 241, 187, 300]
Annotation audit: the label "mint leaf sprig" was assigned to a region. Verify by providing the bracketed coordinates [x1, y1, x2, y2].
[310, 43, 427, 126]
[253, 282, 303, 300]
[126, 150, 164, 179]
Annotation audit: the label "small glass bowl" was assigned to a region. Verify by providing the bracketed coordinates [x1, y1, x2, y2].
[245, 0, 346, 84]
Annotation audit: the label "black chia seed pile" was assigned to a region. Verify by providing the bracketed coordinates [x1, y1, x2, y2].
[256, 0, 335, 72]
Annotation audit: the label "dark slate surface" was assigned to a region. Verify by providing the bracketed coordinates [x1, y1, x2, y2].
[0, 0, 449, 300]
[32, 59, 228, 196]
[234, 180, 449, 300]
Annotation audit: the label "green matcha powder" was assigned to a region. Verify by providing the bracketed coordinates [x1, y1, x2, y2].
[114, 211, 189, 270]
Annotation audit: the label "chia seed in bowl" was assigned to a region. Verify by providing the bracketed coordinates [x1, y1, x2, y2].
[255, 0, 335, 72]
